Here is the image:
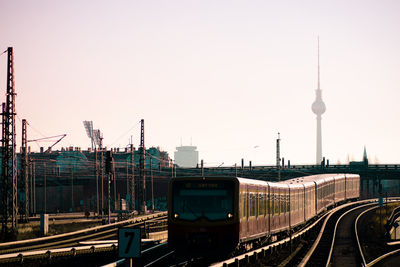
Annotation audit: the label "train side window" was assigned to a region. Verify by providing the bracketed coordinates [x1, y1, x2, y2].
[240, 190, 244, 219]
[250, 193, 256, 217]
[271, 193, 275, 216]
[279, 193, 282, 214]
[263, 192, 266, 216]
[285, 193, 288, 213]
[256, 192, 259, 218]
[269, 193, 272, 216]
[287, 194, 290, 213]
[278, 193, 281, 214]
[246, 192, 250, 219]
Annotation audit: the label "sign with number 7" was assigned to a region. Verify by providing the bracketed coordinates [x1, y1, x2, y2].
[118, 228, 141, 258]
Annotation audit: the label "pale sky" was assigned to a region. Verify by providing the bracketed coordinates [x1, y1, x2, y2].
[0, 0, 399, 166]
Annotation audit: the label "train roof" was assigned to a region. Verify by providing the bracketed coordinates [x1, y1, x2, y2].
[169, 174, 359, 188]
[282, 173, 359, 184]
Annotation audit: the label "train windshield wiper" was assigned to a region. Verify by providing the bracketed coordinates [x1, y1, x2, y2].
[182, 201, 201, 220]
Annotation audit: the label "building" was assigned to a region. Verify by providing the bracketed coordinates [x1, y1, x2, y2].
[174, 146, 199, 168]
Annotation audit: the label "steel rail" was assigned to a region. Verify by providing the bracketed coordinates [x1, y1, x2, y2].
[326, 203, 377, 267]
[0, 215, 167, 254]
[367, 248, 400, 266]
[355, 205, 379, 266]
[211, 206, 332, 267]
[297, 201, 363, 267]
[212, 200, 371, 267]
[0, 211, 166, 250]
[0, 212, 167, 255]
[100, 242, 170, 267]
[0, 243, 117, 263]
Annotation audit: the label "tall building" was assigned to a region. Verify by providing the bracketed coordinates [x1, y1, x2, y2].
[174, 146, 199, 168]
[311, 37, 326, 165]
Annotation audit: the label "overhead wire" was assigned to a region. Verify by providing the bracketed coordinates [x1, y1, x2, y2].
[108, 120, 141, 147]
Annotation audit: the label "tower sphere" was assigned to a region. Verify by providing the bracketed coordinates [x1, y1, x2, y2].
[312, 99, 326, 115]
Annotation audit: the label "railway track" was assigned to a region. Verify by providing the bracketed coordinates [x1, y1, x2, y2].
[356, 205, 400, 267]
[302, 200, 400, 267]
[328, 205, 371, 266]
[0, 212, 167, 265]
[102, 199, 400, 267]
[210, 200, 376, 267]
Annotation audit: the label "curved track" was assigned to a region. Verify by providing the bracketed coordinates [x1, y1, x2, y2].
[327, 204, 376, 266]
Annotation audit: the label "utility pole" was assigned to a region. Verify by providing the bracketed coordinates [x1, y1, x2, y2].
[201, 160, 204, 177]
[150, 157, 154, 211]
[105, 150, 114, 223]
[138, 119, 146, 214]
[100, 137, 104, 217]
[276, 133, 281, 181]
[44, 162, 47, 214]
[126, 159, 129, 206]
[95, 148, 99, 216]
[21, 119, 29, 222]
[130, 144, 135, 211]
[32, 160, 36, 215]
[113, 159, 117, 211]
[1, 47, 18, 234]
[235, 163, 237, 177]
[70, 166, 73, 212]
[29, 159, 33, 215]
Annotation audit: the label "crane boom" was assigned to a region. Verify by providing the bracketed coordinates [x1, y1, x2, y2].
[27, 134, 67, 153]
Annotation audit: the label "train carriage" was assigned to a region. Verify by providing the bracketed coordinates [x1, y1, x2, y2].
[168, 173, 360, 255]
[334, 174, 346, 203]
[288, 182, 305, 228]
[268, 182, 290, 234]
[346, 174, 360, 199]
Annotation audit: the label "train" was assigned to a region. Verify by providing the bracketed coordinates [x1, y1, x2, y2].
[167, 174, 360, 254]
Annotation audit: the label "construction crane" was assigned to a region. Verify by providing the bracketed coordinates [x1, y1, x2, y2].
[28, 134, 67, 153]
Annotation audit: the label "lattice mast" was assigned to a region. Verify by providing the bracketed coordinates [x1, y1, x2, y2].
[21, 119, 29, 221]
[1, 47, 18, 233]
[129, 142, 135, 211]
[138, 119, 146, 213]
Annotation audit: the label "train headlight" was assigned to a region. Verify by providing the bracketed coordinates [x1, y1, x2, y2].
[174, 213, 179, 218]
[227, 213, 233, 219]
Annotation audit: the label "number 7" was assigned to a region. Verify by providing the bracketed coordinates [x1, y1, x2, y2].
[125, 232, 135, 254]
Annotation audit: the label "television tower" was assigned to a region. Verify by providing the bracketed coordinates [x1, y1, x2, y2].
[311, 37, 326, 165]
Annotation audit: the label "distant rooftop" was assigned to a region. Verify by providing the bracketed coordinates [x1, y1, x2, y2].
[176, 145, 197, 151]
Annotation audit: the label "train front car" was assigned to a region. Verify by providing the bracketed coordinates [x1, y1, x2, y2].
[168, 177, 239, 255]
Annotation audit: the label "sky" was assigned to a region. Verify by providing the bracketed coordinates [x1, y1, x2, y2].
[0, 0, 399, 166]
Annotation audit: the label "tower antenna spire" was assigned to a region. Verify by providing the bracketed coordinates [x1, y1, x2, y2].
[318, 36, 320, 90]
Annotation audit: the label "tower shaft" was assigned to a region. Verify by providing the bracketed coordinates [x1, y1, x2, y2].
[316, 115, 322, 164]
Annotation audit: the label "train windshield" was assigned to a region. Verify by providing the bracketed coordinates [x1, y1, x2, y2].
[172, 180, 234, 221]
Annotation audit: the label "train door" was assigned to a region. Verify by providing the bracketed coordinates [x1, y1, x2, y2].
[303, 184, 306, 223]
[270, 185, 275, 232]
[239, 185, 247, 238]
[267, 183, 271, 234]
[288, 186, 291, 233]
[246, 186, 250, 236]
[314, 181, 318, 215]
